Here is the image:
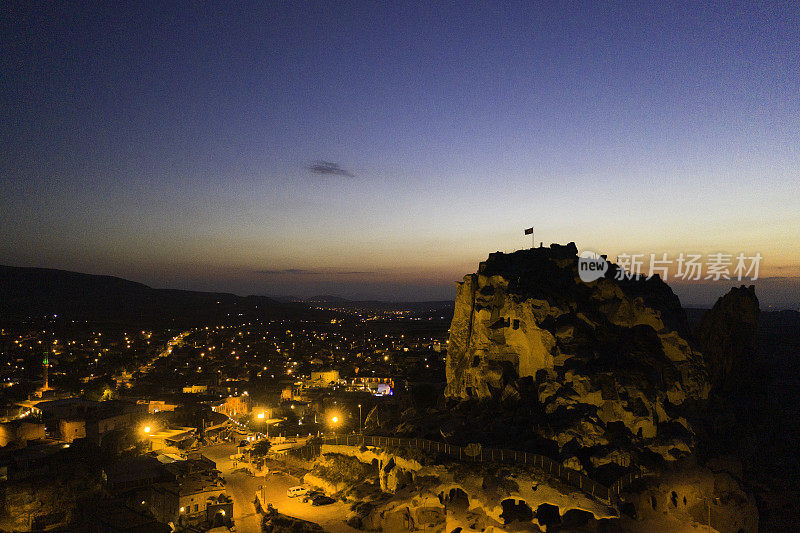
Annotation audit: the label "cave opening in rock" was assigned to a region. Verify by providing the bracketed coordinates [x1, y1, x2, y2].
[671, 491, 678, 507]
[535, 503, 561, 527]
[500, 499, 533, 524]
[650, 495, 657, 510]
[561, 509, 594, 528]
[490, 317, 508, 329]
[444, 488, 469, 512]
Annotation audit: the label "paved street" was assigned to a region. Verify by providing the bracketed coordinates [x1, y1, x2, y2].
[256, 471, 359, 533]
[202, 442, 358, 533]
[203, 443, 262, 533]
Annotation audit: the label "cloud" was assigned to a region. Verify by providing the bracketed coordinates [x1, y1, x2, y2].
[307, 161, 355, 177]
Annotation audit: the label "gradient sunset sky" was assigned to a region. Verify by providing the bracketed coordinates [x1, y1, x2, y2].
[2, 2, 798, 306]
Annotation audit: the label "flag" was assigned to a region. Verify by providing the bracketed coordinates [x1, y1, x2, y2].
[524, 227, 533, 235]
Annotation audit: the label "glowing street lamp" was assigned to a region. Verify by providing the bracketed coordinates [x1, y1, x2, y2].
[143, 426, 151, 434]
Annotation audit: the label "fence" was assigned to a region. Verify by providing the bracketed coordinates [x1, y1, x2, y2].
[289, 434, 646, 503]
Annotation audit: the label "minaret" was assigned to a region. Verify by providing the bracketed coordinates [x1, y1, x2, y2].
[42, 352, 50, 391]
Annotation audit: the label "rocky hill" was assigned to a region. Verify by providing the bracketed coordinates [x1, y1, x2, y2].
[694, 285, 760, 390]
[444, 244, 709, 468]
[0, 265, 320, 326]
[416, 243, 755, 530]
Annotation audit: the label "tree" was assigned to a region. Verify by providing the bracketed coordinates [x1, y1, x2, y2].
[251, 440, 271, 457]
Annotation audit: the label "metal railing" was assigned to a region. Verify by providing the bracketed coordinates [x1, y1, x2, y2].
[289, 434, 647, 503]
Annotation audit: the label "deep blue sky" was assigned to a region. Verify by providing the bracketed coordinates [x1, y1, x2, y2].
[2, 2, 798, 305]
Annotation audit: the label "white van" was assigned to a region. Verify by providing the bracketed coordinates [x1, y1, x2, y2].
[287, 486, 308, 498]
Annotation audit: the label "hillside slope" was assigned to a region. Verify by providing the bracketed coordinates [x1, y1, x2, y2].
[0, 265, 314, 326]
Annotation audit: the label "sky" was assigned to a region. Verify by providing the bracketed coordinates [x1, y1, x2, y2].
[1, 2, 799, 306]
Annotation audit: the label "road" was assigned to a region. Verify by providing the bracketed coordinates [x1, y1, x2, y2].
[256, 471, 359, 533]
[203, 443, 262, 533]
[202, 442, 358, 533]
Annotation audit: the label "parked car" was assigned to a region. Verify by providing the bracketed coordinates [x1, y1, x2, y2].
[286, 486, 308, 498]
[302, 490, 323, 503]
[311, 495, 336, 506]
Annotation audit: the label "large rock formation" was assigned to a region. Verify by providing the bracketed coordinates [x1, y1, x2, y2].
[694, 285, 760, 390]
[445, 243, 707, 401]
[441, 244, 712, 472]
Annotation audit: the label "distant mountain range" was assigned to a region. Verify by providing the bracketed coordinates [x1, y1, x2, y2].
[0, 265, 318, 326]
[272, 294, 454, 314]
[0, 266, 456, 326]
[302, 295, 354, 303]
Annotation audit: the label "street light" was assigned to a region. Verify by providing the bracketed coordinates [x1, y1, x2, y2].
[143, 426, 151, 434]
[358, 404, 362, 434]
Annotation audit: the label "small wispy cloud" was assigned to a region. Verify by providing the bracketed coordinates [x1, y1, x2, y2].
[307, 161, 355, 178]
[256, 268, 313, 275]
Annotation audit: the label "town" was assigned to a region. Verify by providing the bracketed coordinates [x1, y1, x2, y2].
[0, 303, 451, 531]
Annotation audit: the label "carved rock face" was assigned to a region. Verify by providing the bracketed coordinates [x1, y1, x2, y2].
[442, 244, 714, 465]
[444, 273, 557, 399]
[444, 243, 705, 403]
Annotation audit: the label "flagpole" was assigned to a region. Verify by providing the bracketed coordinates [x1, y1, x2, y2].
[524, 226, 534, 249]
